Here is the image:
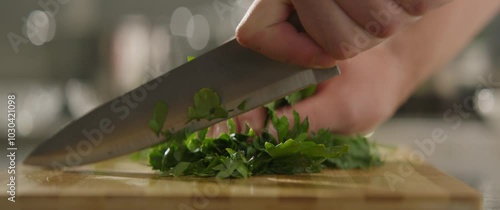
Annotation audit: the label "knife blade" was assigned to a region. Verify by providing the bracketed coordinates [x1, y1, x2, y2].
[24, 31, 339, 168]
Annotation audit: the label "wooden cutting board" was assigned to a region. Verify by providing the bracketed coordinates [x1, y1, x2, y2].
[0, 153, 480, 210]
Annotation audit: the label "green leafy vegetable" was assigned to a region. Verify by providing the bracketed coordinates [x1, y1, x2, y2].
[143, 88, 383, 178]
[188, 88, 228, 121]
[321, 133, 383, 169]
[237, 99, 247, 111]
[172, 162, 191, 176]
[266, 85, 318, 110]
[285, 85, 318, 105]
[187, 56, 196, 62]
[265, 139, 301, 158]
[148, 101, 168, 136]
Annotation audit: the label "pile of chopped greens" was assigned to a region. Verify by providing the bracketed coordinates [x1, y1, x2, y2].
[141, 86, 383, 179]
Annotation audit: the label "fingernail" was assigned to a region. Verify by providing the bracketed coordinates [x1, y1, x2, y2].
[312, 54, 336, 69]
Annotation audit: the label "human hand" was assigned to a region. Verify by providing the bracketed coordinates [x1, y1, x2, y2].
[207, 41, 412, 137]
[235, 0, 450, 68]
[219, 0, 449, 135]
[208, 0, 496, 136]
[223, 42, 411, 135]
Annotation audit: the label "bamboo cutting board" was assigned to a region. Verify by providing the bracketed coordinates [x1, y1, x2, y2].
[0, 155, 480, 210]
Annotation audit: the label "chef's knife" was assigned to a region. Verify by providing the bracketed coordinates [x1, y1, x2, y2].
[24, 14, 340, 167]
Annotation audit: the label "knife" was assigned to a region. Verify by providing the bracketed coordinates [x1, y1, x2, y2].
[24, 14, 340, 168]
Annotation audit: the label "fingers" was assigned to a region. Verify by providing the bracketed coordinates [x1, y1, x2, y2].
[274, 45, 405, 134]
[215, 44, 402, 135]
[335, 0, 451, 39]
[237, 0, 384, 64]
[228, 47, 401, 135]
[290, 0, 384, 60]
[236, 0, 337, 68]
[206, 121, 229, 138]
[233, 0, 453, 134]
[395, 0, 452, 16]
[237, 0, 452, 66]
[233, 107, 267, 133]
[207, 107, 267, 138]
[335, 0, 414, 38]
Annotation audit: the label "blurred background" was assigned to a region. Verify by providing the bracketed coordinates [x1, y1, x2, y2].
[0, 0, 498, 209]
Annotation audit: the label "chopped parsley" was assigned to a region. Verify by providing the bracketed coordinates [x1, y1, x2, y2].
[144, 87, 383, 178]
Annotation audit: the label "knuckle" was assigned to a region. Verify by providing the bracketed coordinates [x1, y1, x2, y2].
[326, 42, 364, 60]
[235, 25, 252, 48]
[334, 97, 396, 134]
[401, 0, 429, 16]
[370, 22, 398, 39]
[320, 29, 382, 60]
[334, 48, 355, 60]
[325, 43, 358, 60]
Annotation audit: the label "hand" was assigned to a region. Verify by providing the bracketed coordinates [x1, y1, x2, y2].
[227, 42, 411, 135]
[235, 0, 450, 68]
[208, 42, 411, 137]
[207, 0, 497, 136]
[224, 0, 449, 135]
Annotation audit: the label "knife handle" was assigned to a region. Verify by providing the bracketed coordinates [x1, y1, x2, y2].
[288, 13, 305, 33]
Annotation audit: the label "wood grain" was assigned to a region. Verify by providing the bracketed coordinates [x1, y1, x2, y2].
[0, 156, 480, 210]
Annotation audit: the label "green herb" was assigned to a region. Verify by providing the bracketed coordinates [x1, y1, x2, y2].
[144, 87, 383, 178]
[285, 85, 318, 105]
[148, 101, 168, 136]
[266, 85, 318, 110]
[237, 99, 247, 111]
[187, 56, 196, 62]
[129, 148, 151, 162]
[187, 88, 228, 122]
[318, 133, 383, 169]
[147, 107, 379, 178]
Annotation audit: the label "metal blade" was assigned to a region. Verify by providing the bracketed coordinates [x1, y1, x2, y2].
[24, 39, 340, 167]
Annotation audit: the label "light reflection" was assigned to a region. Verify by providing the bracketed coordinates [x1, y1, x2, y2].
[25, 10, 56, 46]
[476, 88, 500, 136]
[111, 15, 151, 92]
[150, 24, 171, 73]
[364, 131, 375, 138]
[186, 14, 210, 50]
[170, 7, 193, 36]
[65, 79, 101, 118]
[18, 112, 34, 137]
[20, 86, 64, 137]
[477, 89, 495, 114]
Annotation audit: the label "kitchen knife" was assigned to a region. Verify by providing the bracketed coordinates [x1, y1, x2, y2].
[24, 14, 340, 168]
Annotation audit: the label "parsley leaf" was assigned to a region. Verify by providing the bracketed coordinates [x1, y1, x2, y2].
[237, 99, 247, 111]
[148, 101, 168, 136]
[285, 85, 317, 105]
[323, 134, 383, 169]
[188, 88, 228, 121]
